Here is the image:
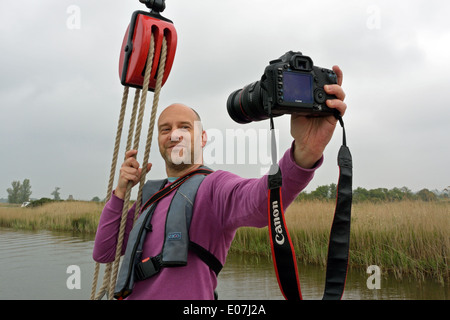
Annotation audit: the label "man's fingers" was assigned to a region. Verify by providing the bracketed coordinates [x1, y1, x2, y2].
[118, 151, 152, 192]
[124, 149, 138, 164]
[326, 99, 347, 117]
[121, 167, 139, 181]
[324, 65, 347, 117]
[332, 65, 343, 86]
[122, 155, 140, 169]
[125, 149, 138, 158]
[325, 84, 346, 101]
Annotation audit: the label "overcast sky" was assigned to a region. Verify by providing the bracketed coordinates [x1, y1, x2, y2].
[1, 0, 449, 201]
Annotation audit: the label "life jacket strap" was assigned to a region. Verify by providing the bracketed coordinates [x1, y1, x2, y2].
[135, 255, 163, 281]
[189, 241, 223, 276]
[134, 241, 224, 282]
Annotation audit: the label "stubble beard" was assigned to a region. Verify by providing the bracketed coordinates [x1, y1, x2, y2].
[163, 145, 199, 175]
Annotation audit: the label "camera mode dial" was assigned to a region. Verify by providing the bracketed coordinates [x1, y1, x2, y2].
[314, 88, 326, 104]
[321, 68, 337, 84]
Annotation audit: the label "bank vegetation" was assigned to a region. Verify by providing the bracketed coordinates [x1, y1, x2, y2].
[233, 200, 449, 284]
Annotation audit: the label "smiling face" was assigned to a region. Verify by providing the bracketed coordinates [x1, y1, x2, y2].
[157, 104, 207, 175]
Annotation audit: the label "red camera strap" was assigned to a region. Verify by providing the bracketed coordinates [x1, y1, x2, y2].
[267, 115, 352, 300]
[268, 175, 302, 300]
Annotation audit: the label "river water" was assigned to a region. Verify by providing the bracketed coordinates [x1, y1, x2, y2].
[0, 228, 447, 300]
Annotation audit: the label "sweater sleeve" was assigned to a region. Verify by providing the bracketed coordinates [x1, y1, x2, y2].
[202, 143, 323, 231]
[92, 192, 137, 263]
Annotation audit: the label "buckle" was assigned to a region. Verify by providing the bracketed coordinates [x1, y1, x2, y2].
[135, 255, 162, 281]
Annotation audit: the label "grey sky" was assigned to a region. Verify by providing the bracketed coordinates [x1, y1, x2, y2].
[1, 0, 449, 200]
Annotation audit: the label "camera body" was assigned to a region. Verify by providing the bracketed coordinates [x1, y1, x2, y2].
[227, 51, 339, 124]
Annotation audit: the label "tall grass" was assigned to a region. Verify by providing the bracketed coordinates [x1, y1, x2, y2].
[0, 201, 103, 233]
[231, 200, 449, 284]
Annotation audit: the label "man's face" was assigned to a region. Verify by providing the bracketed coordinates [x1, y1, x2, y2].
[157, 104, 206, 168]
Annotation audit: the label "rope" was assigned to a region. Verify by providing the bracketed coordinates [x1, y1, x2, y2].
[90, 262, 101, 300]
[91, 36, 167, 299]
[91, 33, 169, 300]
[90, 88, 141, 300]
[134, 36, 168, 223]
[106, 86, 130, 202]
[92, 263, 112, 300]
[107, 34, 156, 300]
[126, 89, 142, 154]
[90, 85, 129, 300]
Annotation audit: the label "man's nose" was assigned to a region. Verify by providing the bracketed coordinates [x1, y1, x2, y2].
[170, 129, 183, 142]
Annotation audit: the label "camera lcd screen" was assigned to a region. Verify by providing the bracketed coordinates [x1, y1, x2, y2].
[283, 71, 313, 103]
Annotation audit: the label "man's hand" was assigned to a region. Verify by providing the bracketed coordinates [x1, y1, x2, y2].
[115, 150, 152, 200]
[290, 65, 347, 169]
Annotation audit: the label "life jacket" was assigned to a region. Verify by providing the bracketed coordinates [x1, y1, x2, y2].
[114, 167, 222, 300]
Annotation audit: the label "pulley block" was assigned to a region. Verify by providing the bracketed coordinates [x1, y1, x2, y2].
[119, 10, 177, 91]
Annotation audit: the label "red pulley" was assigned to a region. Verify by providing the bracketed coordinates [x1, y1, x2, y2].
[119, 10, 177, 91]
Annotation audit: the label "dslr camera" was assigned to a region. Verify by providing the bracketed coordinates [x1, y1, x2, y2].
[227, 51, 339, 124]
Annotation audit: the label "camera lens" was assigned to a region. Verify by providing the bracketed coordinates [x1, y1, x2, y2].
[226, 81, 268, 124]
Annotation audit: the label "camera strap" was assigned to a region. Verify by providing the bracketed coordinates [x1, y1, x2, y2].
[267, 115, 352, 300]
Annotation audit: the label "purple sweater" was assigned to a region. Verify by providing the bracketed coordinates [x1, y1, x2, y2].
[93, 145, 322, 300]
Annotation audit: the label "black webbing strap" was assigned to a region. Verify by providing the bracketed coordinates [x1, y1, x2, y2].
[267, 115, 352, 300]
[135, 242, 223, 282]
[189, 241, 223, 276]
[322, 117, 352, 300]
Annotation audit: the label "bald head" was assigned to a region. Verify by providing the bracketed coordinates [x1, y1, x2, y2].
[158, 103, 201, 125]
[157, 103, 207, 176]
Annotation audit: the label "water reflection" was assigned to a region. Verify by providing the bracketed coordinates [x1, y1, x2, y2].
[219, 253, 449, 300]
[217, 254, 284, 300]
[0, 228, 447, 300]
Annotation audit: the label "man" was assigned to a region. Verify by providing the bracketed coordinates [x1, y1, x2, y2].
[93, 66, 347, 299]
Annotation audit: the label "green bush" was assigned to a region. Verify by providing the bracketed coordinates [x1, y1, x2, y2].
[29, 198, 59, 207]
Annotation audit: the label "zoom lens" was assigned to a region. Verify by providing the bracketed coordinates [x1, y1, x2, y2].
[226, 81, 268, 124]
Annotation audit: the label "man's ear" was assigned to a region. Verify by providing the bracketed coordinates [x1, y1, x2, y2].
[201, 130, 207, 148]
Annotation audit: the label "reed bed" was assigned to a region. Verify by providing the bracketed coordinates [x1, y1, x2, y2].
[231, 200, 449, 284]
[0, 200, 448, 283]
[0, 201, 103, 234]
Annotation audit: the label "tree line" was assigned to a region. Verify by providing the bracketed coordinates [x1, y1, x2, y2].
[296, 184, 448, 202]
[5, 179, 64, 204]
[5, 179, 448, 205]
[5, 179, 101, 204]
